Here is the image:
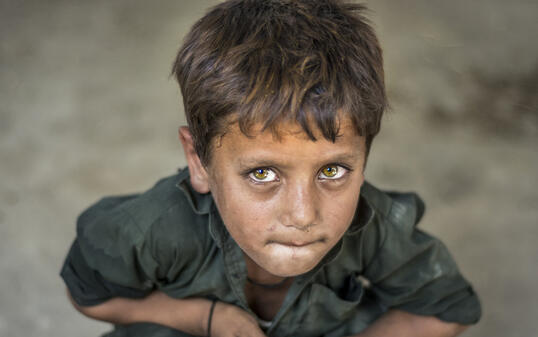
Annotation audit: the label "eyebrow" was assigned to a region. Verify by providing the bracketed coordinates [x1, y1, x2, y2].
[237, 152, 361, 171]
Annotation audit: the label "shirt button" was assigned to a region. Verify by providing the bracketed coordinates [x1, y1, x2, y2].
[357, 275, 371, 289]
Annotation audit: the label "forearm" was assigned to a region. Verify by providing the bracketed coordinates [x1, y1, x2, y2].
[351, 310, 468, 337]
[67, 289, 211, 336]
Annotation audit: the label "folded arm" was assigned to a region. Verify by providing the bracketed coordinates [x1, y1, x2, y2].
[67, 289, 211, 335]
[351, 310, 468, 337]
[67, 289, 266, 337]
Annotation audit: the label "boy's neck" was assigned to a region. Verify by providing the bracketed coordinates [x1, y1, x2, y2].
[243, 252, 294, 321]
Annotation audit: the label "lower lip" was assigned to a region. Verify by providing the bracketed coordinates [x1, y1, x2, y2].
[272, 241, 317, 248]
[267, 241, 322, 260]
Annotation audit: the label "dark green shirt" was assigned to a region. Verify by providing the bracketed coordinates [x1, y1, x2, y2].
[61, 168, 481, 337]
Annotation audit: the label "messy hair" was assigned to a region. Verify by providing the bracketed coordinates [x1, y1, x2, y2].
[172, 0, 387, 165]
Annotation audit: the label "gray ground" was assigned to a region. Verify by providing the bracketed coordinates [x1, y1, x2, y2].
[1, 1, 537, 336]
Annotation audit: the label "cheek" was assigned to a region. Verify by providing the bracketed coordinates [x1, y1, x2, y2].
[214, 183, 276, 242]
[323, 188, 361, 234]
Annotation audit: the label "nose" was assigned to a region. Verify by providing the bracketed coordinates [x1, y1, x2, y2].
[281, 180, 319, 231]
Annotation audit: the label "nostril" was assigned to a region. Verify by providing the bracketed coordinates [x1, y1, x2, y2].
[292, 223, 314, 232]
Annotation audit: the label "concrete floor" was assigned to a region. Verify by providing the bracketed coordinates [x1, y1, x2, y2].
[1, 1, 537, 336]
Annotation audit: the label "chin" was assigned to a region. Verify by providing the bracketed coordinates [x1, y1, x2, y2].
[262, 255, 322, 277]
[265, 265, 312, 277]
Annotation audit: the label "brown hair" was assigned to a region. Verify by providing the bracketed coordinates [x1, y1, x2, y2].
[172, 0, 387, 165]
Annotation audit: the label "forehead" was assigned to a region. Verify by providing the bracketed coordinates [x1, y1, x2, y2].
[210, 118, 366, 168]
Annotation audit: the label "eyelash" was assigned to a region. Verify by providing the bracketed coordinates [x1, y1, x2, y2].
[318, 164, 350, 180]
[247, 167, 279, 184]
[245, 164, 352, 184]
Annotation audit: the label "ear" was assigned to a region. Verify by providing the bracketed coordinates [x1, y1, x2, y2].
[178, 126, 211, 194]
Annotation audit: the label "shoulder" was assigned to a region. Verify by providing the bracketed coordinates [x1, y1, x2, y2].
[76, 168, 214, 263]
[352, 184, 481, 324]
[360, 181, 426, 231]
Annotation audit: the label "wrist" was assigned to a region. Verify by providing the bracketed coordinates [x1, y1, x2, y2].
[206, 299, 218, 337]
[176, 297, 214, 336]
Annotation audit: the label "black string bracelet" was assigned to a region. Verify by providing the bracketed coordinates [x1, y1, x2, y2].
[207, 299, 217, 337]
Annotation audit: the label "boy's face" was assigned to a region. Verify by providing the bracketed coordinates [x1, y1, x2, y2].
[184, 118, 366, 277]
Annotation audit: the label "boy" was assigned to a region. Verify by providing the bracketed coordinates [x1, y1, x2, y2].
[61, 1, 481, 336]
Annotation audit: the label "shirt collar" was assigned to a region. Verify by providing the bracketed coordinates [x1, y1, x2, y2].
[175, 167, 214, 215]
[346, 192, 376, 235]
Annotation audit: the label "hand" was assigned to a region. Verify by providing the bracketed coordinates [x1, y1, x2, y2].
[210, 301, 267, 337]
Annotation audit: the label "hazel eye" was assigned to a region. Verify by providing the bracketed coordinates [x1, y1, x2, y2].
[319, 165, 347, 180]
[249, 168, 278, 183]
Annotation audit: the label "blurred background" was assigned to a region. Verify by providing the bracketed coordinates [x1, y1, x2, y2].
[0, 0, 536, 336]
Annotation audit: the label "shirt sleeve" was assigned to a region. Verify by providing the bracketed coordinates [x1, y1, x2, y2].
[60, 195, 159, 306]
[360, 192, 481, 325]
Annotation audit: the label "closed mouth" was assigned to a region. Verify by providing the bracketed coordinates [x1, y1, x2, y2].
[269, 240, 320, 247]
